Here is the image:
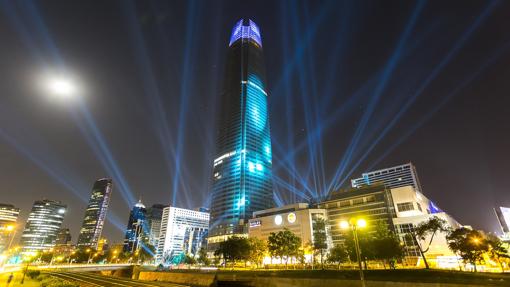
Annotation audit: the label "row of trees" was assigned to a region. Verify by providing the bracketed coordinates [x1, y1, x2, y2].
[408, 216, 509, 272]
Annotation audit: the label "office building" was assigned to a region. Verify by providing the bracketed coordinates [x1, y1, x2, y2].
[494, 207, 510, 234]
[77, 178, 113, 249]
[146, 204, 167, 247]
[123, 199, 147, 252]
[20, 199, 67, 253]
[248, 203, 329, 263]
[156, 206, 209, 264]
[351, 163, 423, 192]
[209, 19, 274, 248]
[390, 186, 461, 267]
[0, 203, 20, 252]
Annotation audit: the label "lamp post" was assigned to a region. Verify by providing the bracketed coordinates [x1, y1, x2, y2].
[5, 225, 16, 251]
[340, 218, 367, 287]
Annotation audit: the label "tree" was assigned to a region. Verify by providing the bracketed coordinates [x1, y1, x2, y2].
[371, 222, 404, 268]
[312, 217, 328, 269]
[446, 228, 489, 272]
[267, 229, 301, 268]
[485, 234, 510, 272]
[214, 236, 250, 267]
[412, 216, 450, 269]
[248, 237, 267, 268]
[327, 244, 349, 269]
[183, 253, 197, 265]
[197, 247, 210, 266]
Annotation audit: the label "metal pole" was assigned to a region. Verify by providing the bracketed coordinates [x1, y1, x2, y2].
[7, 230, 17, 250]
[352, 225, 365, 287]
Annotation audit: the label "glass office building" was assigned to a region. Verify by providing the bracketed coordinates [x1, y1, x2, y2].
[20, 199, 67, 253]
[123, 199, 147, 252]
[77, 178, 112, 249]
[209, 19, 274, 246]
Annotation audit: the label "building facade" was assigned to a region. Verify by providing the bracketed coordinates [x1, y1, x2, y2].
[123, 199, 147, 252]
[351, 163, 423, 193]
[494, 207, 510, 234]
[248, 203, 329, 263]
[77, 178, 112, 249]
[390, 186, 461, 267]
[20, 199, 67, 253]
[208, 19, 274, 248]
[0, 203, 20, 252]
[146, 204, 167, 247]
[319, 185, 396, 245]
[156, 206, 209, 264]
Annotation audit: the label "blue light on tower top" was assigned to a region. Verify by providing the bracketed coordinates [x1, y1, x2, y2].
[229, 19, 262, 47]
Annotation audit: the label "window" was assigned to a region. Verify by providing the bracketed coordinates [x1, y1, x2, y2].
[416, 203, 422, 212]
[365, 195, 376, 203]
[397, 202, 414, 212]
[352, 198, 364, 205]
[339, 201, 350, 207]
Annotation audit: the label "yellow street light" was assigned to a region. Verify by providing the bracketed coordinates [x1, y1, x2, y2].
[6, 225, 15, 231]
[356, 219, 367, 228]
[339, 220, 350, 230]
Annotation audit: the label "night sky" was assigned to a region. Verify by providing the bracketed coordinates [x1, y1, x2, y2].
[1, 0, 509, 244]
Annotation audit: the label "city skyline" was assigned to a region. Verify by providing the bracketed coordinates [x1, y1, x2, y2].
[1, 0, 510, 243]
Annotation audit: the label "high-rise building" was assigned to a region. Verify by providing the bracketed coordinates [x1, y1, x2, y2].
[0, 203, 20, 252]
[208, 19, 274, 247]
[77, 178, 112, 249]
[55, 228, 72, 246]
[156, 206, 209, 264]
[20, 199, 66, 253]
[146, 204, 167, 247]
[123, 199, 147, 252]
[351, 162, 423, 192]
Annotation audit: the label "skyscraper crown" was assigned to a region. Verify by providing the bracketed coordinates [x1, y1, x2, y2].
[229, 19, 262, 47]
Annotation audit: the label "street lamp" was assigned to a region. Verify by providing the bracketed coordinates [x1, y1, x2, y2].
[340, 218, 367, 287]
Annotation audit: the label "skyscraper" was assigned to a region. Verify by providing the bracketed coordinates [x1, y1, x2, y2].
[351, 163, 423, 192]
[156, 206, 209, 264]
[146, 204, 167, 247]
[20, 199, 66, 253]
[0, 203, 20, 252]
[123, 199, 147, 252]
[77, 178, 112, 249]
[208, 19, 274, 247]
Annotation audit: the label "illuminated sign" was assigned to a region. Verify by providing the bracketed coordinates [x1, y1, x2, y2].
[274, 215, 282, 225]
[250, 220, 261, 228]
[287, 213, 296, 223]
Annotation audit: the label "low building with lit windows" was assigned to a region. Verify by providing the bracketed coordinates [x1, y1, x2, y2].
[319, 184, 461, 268]
[247, 203, 330, 263]
[390, 186, 461, 267]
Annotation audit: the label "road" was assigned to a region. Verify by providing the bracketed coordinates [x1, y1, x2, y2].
[48, 271, 189, 287]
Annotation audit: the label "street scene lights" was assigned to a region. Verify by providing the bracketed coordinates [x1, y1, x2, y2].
[340, 218, 367, 287]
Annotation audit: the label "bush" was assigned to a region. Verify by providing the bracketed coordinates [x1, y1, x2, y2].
[40, 277, 79, 287]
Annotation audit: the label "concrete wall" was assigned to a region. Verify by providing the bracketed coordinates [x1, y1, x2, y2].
[137, 271, 485, 287]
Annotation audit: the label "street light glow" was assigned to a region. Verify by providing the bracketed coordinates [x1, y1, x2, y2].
[357, 219, 367, 228]
[339, 220, 350, 229]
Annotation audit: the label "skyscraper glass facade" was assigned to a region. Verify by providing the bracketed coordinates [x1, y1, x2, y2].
[209, 19, 273, 243]
[77, 178, 112, 249]
[123, 200, 147, 252]
[20, 199, 66, 253]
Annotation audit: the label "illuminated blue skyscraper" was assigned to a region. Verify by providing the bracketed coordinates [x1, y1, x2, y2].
[208, 19, 273, 248]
